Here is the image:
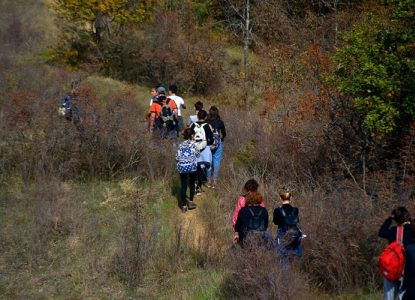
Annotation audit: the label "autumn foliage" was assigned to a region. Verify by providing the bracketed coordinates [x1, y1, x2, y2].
[1, 0, 415, 298]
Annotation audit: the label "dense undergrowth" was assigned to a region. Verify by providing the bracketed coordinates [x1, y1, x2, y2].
[1, 0, 415, 299]
[0, 87, 397, 298]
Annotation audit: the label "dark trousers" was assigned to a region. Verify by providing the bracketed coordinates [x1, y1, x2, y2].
[196, 165, 208, 189]
[180, 172, 196, 207]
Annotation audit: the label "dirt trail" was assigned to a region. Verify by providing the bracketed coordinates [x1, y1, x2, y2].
[176, 188, 209, 248]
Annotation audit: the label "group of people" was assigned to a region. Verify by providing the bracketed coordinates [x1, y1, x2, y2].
[146, 86, 226, 213]
[147, 86, 303, 259]
[379, 207, 415, 300]
[232, 179, 303, 260]
[146, 85, 184, 144]
[176, 103, 226, 212]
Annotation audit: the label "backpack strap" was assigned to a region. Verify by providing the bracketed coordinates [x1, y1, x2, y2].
[154, 100, 163, 107]
[397, 225, 404, 244]
[279, 206, 297, 218]
[279, 207, 286, 217]
[397, 225, 406, 283]
[289, 207, 297, 217]
[248, 206, 262, 218]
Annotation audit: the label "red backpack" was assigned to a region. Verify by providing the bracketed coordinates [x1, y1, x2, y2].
[378, 225, 405, 282]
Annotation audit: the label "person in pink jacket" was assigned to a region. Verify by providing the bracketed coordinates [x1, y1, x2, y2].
[232, 179, 265, 231]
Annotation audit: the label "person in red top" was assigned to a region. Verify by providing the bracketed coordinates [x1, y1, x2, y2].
[232, 179, 265, 231]
[149, 87, 178, 141]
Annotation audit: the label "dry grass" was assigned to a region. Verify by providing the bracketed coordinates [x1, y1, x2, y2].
[1, 1, 410, 298]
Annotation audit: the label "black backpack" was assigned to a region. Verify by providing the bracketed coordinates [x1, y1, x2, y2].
[279, 207, 302, 247]
[155, 98, 176, 130]
[247, 207, 265, 233]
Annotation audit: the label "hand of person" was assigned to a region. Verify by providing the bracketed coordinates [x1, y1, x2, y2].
[233, 234, 239, 244]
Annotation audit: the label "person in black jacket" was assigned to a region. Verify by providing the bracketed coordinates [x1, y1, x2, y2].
[379, 207, 412, 300]
[273, 189, 302, 260]
[206, 106, 226, 189]
[402, 220, 415, 300]
[234, 190, 269, 247]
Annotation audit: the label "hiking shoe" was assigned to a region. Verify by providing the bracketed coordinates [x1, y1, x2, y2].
[188, 201, 197, 209]
[196, 189, 202, 196]
[182, 206, 188, 213]
[206, 182, 212, 188]
[212, 182, 218, 189]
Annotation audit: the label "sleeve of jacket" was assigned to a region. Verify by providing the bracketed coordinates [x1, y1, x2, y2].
[263, 208, 269, 230]
[295, 207, 300, 222]
[272, 208, 280, 226]
[220, 121, 227, 140]
[379, 217, 393, 239]
[232, 196, 245, 230]
[235, 209, 243, 233]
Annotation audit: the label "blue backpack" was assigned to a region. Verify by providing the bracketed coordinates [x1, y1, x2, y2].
[59, 94, 73, 120]
[176, 141, 197, 174]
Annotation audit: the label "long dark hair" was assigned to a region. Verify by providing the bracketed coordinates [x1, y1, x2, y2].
[243, 179, 259, 194]
[392, 207, 411, 225]
[207, 106, 221, 121]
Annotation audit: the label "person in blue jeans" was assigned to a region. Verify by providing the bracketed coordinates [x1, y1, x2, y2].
[206, 106, 226, 189]
[379, 207, 413, 300]
[273, 189, 302, 263]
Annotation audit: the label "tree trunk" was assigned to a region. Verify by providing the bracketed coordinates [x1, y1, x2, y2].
[243, 0, 250, 106]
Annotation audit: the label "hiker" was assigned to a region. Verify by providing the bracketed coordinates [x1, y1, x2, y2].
[402, 220, 415, 300]
[189, 110, 213, 195]
[232, 179, 265, 231]
[149, 86, 178, 144]
[234, 190, 269, 246]
[273, 189, 303, 261]
[186, 101, 203, 128]
[168, 85, 186, 135]
[145, 86, 158, 121]
[379, 207, 413, 300]
[206, 106, 226, 189]
[59, 81, 81, 125]
[175, 128, 200, 213]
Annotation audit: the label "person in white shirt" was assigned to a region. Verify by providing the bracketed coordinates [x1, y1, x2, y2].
[169, 85, 186, 135]
[186, 101, 203, 128]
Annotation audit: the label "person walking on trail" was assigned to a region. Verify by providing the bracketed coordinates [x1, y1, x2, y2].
[234, 190, 269, 247]
[401, 220, 415, 300]
[175, 128, 200, 213]
[273, 189, 303, 261]
[206, 106, 226, 189]
[187, 101, 203, 128]
[379, 207, 413, 300]
[149, 87, 178, 145]
[189, 110, 213, 196]
[232, 179, 265, 231]
[60, 81, 82, 125]
[145, 86, 158, 121]
[168, 85, 186, 135]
